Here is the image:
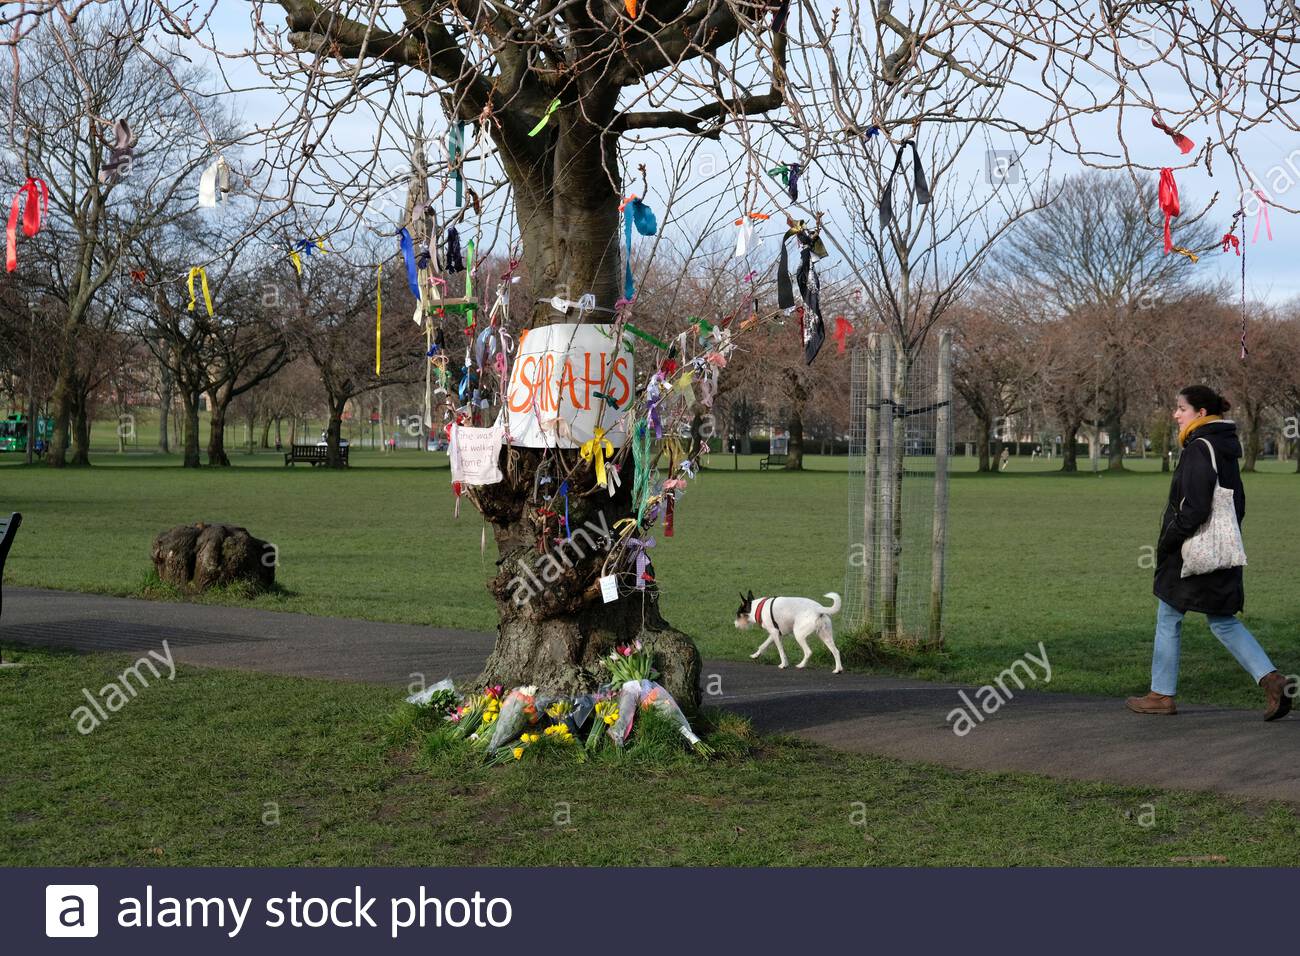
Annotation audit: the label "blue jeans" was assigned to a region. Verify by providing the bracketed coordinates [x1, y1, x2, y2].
[1151, 599, 1275, 696]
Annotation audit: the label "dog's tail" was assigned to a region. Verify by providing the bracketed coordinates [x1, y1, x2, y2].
[822, 592, 841, 615]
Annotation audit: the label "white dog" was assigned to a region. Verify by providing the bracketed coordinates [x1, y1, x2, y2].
[735, 589, 844, 673]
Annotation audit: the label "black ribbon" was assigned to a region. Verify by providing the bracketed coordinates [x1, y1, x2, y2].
[787, 162, 802, 202]
[797, 247, 825, 365]
[878, 139, 931, 231]
[772, 0, 791, 31]
[777, 240, 795, 310]
[446, 226, 464, 273]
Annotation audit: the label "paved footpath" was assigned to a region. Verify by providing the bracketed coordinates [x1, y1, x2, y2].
[4, 587, 1298, 803]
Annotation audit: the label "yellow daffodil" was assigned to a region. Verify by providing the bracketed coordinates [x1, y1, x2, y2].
[512, 747, 523, 759]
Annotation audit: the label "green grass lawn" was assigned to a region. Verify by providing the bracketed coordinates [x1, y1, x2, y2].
[4, 444, 1298, 709]
[3, 645, 1298, 867]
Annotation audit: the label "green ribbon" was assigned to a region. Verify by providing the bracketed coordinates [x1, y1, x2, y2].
[464, 239, 476, 324]
[528, 98, 561, 137]
[767, 164, 790, 186]
[623, 322, 669, 350]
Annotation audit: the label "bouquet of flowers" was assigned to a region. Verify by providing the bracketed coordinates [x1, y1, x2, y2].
[601, 640, 659, 686]
[447, 684, 503, 740]
[488, 685, 541, 751]
[491, 722, 578, 764]
[607, 679, 713, 755]
[585, 697, 620, 751]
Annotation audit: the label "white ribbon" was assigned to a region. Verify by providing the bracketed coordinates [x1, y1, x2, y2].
[198, 156, 230, 208]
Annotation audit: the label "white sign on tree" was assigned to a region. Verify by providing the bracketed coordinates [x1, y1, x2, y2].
[505, 323, 633, 448]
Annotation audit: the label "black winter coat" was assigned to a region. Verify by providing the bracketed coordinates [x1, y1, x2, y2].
[1153, 420, 1246, 616]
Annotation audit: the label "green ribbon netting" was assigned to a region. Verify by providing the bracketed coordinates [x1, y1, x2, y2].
[632, 417, 653, 526]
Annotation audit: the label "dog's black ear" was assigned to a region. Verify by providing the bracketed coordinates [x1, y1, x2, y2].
[739, 591, 747, 604]
[747, 589, 754, 601]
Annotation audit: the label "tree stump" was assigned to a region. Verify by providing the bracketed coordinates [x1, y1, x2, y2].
[151, 523, 276, 592]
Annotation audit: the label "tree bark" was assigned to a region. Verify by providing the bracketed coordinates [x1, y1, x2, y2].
[1104, 408, 1125, 470]
[785, 409, 804, 470]
[158, 356, 173, 454]
[71, 385, 92, 466]
[180, 390, 202, 468]
[206, 392, 231, 467]
[1061, 421, 1080, 472]
[1242, 407, 1262, 473]
[976, 415, 993, 472]
[324, 398, 348, 467]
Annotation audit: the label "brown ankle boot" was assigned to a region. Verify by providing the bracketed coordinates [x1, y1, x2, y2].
[1259, 671, 1293, 721]
[1126, 691, 1177, 715]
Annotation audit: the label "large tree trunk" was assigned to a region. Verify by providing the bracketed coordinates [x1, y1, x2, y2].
[976, 415, 993, 472]
[1104, 408, 1125, 471]
[181, 390, 202, 468]
[1242, 406, 1261, 473]
[325, 398, 348, 467]
[207, 392, 231, 467]
[470, 116, 701, 710]
[45, 319, 78, 468]
[785, 409, 804, 470]
[1061, 420, 1080, 473]
[260, 416, 273, 449]
[71, 384, 92, 466]
[158, 359, 172, 454]
[474, 449, 701, 711]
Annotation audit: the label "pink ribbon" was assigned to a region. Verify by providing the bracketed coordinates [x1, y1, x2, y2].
[1252, 190, 1272, 242]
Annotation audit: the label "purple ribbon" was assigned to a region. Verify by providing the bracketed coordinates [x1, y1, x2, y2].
[646, 374, 665, 438]
[628, 537, 655, 589]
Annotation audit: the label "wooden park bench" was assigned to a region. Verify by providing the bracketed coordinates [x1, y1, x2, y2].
[283, 444, 349, 467]
[758, 452, 787, 471]
[1, 513, 21, 664]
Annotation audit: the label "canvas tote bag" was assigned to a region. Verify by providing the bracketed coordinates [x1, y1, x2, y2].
[1180, 437, 1248, 578]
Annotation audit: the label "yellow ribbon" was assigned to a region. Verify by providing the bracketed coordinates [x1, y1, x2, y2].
[612, 517, 639, 541]
[187, 267, 214, 316]
[528, 98, 561, 137]
[375, 263, 383, 375]
[580, 427, 614, 486]
[289, 238, 328, 275]
[1171, 245, 1199, 263]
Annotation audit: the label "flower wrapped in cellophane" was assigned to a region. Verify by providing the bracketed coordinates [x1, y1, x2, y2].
[487, 685, 541, 751]
[608, 679, 712, 755]
[601, 640, 659, 686]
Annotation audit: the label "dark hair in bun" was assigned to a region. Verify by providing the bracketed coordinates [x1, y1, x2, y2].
[1179, 384, 1231, 416]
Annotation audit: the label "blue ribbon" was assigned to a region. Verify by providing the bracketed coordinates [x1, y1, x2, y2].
[623, 198, 657, 300]
[399, 227, 420, 299]
[558, 480, 570, 538]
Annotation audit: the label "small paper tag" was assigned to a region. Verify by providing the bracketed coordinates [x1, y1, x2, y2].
[599, 575, 619, 603]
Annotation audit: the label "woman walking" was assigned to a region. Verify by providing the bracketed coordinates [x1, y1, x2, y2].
[1127, 385, 1292, 719]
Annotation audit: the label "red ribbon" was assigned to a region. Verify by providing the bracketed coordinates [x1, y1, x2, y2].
[834, 315, 852, 353]
[1221, 233, 1240, 255]
[6, 177, 49, 272]
[664, 495, 675, 537]
[1151, 113, 1194, 155]
[129, 269, 147, 282]
[1158, 168, 1179, 254]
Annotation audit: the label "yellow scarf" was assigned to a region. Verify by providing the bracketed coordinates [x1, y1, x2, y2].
[1178, 414, 1222, 447]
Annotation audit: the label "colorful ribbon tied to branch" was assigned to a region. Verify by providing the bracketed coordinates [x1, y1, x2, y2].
[786, 162, 803, 202]
[580, 428, 613, 486]
[623, 322, 668, 350]
[400, 227, 420, 298]
[448, 122, 465, 207]
[6, 177, 48, 272]
[878, 140, 931, 230]
[625, 0, 638, 16]
[834, 315, 853, 353]
[1252, 190, 1272, 243]
[289, 237, 325, 275]
[623, 197, 657, 300]
[99, 117, 134, 184]
[646, 374, 667, 439]
[446, 226, 464, 273]
[187, 266, 214, 316]
[1158, 168, 1179, 253]
[772, 0, 791, 30]
[628, 537, 655, 589]
[375, 263, 383, 374]
[198, 156, 230, 208]
[1151, 112, 1195, 155]
[1222, 232, 1240, 255]
[528, 98, 561, 137]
